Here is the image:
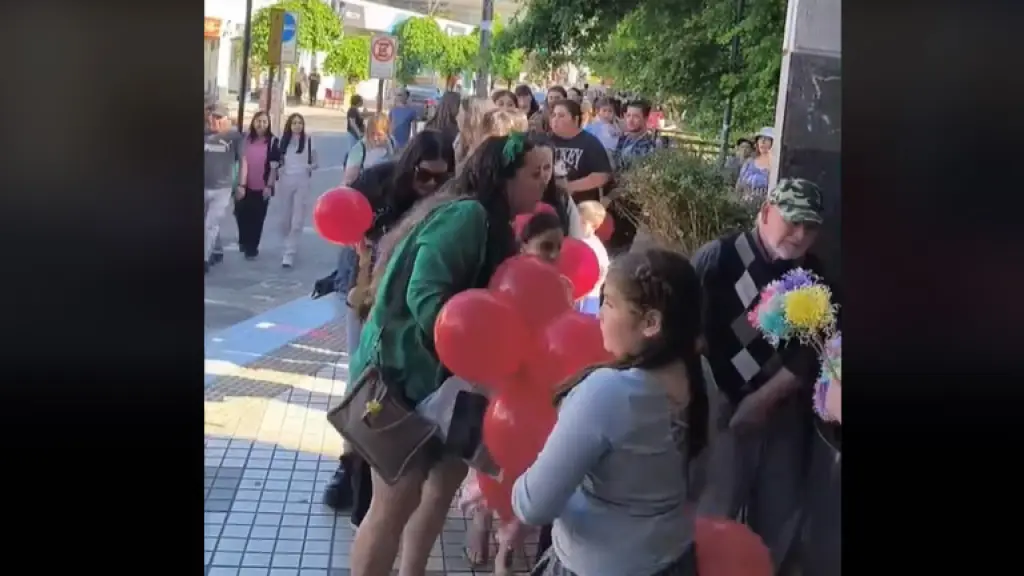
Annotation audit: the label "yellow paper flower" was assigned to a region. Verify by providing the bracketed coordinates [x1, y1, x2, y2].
[783, 286, 835, 333]
[365, 399, 382, 416]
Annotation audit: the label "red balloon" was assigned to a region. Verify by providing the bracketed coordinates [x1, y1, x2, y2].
[695, 516, 773, 576]
[557, 237, 600, 300]
[489, 255, 572, 335]
[435, 290, 530, 387]
[477, 473, 516, 521]
[595, 212, 615, 243]
[483, 386, 557, 476]
[313, 187, 373, 245]
[541, 311, 613, 385]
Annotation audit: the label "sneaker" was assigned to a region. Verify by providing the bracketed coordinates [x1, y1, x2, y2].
[282, 254, 294, 268]
[210, 252, 224, 265]
[204, 262, 210, 274]
[322, 466, 353, 511]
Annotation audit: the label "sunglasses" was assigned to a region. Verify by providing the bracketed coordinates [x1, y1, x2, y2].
[414, 166, 449, 184]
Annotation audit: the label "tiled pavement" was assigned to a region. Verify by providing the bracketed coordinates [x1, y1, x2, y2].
[204, 322, 540, 575]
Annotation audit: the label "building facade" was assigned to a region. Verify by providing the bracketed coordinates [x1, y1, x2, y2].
[203, 0, 475, 104]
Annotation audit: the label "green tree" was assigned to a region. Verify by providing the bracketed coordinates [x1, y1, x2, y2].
[489, 23, 526, 88]
[393, 16, 447, 84]
[437, 33, 478, 90]
[323, 35, 371, 87]
[250, 0, 343, 69]
[506, 0, 784, 138]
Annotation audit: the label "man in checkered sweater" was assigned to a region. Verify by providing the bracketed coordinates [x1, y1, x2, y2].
[692, 178, 828, 572]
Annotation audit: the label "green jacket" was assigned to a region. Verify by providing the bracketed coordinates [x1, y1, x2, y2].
[349, 199, 489, 405]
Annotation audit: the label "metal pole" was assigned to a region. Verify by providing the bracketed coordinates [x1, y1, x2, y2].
[237, 0, 254, 129]
[267, 65, 276, 132]
[475, 0, 495, 98]
[718, 0, 746, 167]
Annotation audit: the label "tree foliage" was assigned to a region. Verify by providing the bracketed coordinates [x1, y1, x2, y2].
[506, 0, 785, 138]
[323, 35, 371, 84]
[393, 17, 447, 84]
[437, 33, 478, 90]
[488, 21, 526, 88]
[250, 0, 343, 68]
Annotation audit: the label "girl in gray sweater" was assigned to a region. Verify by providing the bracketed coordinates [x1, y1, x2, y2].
[512, 248, 710, 576]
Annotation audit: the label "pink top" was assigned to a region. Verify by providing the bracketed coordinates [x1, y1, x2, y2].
[244, 137, 269, 190]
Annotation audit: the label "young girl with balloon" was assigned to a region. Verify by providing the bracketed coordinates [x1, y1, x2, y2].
[512, 248, 711, 576]
[344, 132, 550, 576]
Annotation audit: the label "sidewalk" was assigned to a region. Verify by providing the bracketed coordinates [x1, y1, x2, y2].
[204, 300, 542, 575]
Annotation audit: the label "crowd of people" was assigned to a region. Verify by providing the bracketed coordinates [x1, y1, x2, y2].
[204, 81, 840, 575]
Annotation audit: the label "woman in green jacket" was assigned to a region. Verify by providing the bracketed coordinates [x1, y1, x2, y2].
[348, 132, 552, 576]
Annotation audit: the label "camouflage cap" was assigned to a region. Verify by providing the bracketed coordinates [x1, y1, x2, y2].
[767, 178, 825, 224]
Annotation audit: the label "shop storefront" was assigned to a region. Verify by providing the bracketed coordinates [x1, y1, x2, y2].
[204, 17, 222, 96]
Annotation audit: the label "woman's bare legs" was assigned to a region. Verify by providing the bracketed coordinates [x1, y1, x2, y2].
[398, 456, 469, 576]
[350, 466, 426, 576]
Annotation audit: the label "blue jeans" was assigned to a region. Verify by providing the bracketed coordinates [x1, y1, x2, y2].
[345, 305, 363, 357]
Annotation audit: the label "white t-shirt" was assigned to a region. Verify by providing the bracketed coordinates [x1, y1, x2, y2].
[581, 234, 610, 298]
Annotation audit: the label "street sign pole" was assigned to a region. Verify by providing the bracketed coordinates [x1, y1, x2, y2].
[266, 8, 297, 134]
[369, 34, 398, 114]
[475, 0, 494, 97]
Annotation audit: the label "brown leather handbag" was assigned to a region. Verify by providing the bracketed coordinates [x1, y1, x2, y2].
[326, 240, 439, 486]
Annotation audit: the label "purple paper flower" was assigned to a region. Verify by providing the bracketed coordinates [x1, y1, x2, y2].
[779, 268, 816, 292]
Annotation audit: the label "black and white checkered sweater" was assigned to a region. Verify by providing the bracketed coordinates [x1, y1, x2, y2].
[692, 230, 824, 405]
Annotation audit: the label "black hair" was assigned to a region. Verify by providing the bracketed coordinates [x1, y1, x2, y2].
[552, 100, 583, 128]
[278, 113, 307, 154]
[446, 134, 541, 275]
[426, 91, 462, 133]
[246, 111, 274, 142]
[514, 84, 540, 116]
[350, 94, 363, 107]
[547, 85, 568, 100]
[554, 248, 710, 461]
[568, 87, 583, 99]
[385, 129, 455, 219]
[519, 211, 564, 243]
[626, 99, 652, 118]
[492, 89, 516, 105]
[530, 133, 572, 233]
[595, 97, 614, 111]
[736, 137, 754, 148]
[610, 97, 623, 118]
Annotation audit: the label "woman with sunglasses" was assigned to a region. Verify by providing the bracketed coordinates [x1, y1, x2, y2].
[321, 129, 456, 525]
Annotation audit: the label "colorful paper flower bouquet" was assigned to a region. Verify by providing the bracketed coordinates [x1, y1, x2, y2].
[747, 268, 842, 423]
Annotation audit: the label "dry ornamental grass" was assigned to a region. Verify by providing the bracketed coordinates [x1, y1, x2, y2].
[615, 148, 757, 257]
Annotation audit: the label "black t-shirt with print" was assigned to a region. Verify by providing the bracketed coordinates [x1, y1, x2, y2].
[551, 130, 613, 203]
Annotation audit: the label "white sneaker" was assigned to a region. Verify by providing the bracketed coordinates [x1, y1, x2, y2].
[282, 253, 294, 268]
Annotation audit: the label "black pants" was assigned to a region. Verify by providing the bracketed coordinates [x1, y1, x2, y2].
[309, 83, 319, 105]
[234, 187, 270, 256]
[339, 452, 373, 526]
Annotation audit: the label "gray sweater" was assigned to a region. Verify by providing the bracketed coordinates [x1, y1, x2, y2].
[512, 367, 694, 576]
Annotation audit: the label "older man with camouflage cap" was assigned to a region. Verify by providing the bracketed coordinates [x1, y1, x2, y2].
[692, 178, 827, 572]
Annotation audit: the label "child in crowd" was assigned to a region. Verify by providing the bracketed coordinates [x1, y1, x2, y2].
[519, 211, 565, 263]
[575, 201, 611, 316]
[461, 210, 565, 573]
[514, 248, 709, 576]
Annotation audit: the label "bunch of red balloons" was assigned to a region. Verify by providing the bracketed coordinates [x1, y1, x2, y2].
[312, 186, 373, 245]
[434, 254, 612, 519]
